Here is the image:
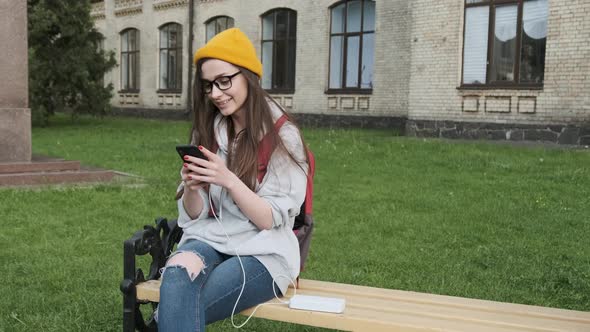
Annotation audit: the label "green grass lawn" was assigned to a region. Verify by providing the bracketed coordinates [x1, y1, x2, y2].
[1, 114, 589, 331]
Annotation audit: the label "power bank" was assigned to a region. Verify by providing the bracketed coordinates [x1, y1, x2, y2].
[288, 295, 345, 314]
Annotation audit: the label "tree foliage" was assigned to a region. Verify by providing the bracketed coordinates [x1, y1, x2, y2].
[28, 0, 116, 125]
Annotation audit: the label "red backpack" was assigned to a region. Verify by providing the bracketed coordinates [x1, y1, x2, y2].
[211, 114, 315, 273]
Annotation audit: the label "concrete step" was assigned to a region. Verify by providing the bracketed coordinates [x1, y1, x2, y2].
[0, 158, 81, 174]
[0, 169, 116, 187]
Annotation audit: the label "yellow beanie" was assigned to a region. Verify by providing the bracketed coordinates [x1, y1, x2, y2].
[193, 28, 263, 78]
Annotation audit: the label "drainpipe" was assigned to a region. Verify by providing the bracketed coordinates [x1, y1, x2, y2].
[186, 0, 195, 116]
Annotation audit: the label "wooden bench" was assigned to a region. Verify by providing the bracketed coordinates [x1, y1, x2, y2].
[121, 218, 590, 331]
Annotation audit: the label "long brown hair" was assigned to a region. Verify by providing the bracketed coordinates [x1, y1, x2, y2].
[176, 59, 309, 199]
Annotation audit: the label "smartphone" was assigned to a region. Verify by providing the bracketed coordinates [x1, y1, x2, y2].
[176, 145, 207, 162]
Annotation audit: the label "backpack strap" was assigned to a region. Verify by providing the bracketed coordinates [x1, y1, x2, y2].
[257, 114, 289, 183]
[303, 150, 315, 214]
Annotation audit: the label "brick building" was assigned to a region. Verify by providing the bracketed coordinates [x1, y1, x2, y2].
[92, 0, 590, 145]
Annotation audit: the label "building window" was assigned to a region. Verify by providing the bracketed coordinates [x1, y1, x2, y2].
[462, 0, 548, 87]
[159, 23, 183, 92]
[205, 16, 234, 42]
[120, 28, 140, 92]
[328, 0, 375, 92]
[261, 9, 297, 93]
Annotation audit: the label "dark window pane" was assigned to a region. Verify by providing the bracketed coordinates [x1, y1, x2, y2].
[130, 53, 137, 89]
[347, 0, 362, 33]
[261, 10, 296, 91]
[169, 50, 177, 88]
[346, 36, 360, 87]
[276, 10, 288, 39]
[216, 17, 226, 33]
[288, 11, 296, 38]
[159, 24, 182, 90]
[129, 30, 137, 51]
[169, 27, 178, 48]
[287, 40, 296, 89]
[331, 3, 345, 33]
[274, 40, 287, 89]
[520, 0, 547, 83]
[363, 0, 375, 32]
[215, 18, 227, 34]
[176, 49, 183, 89]
[490, 4, 517, 82]
[206, 21, 215, 41]
[120, 29, 140, 90]
[122, 54, 129, 89]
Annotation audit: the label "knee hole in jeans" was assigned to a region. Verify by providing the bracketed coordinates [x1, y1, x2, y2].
[161, 251, 206, 282]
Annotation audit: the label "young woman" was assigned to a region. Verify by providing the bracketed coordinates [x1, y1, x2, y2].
[157, 28, 309, 331]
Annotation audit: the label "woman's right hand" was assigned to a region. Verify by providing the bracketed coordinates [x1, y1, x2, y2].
[180, 160, 207, 219]
[182, 161, 206, 192]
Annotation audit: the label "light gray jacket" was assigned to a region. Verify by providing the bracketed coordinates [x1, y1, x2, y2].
[176, 105, 308, 295]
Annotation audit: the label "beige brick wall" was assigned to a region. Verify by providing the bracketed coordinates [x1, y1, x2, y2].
[194, 0, 332, 115]
[94, 0, 190, 110]
[372, 0, 411, 117]
[94, 0, 589, 125]
[541, 0, 590, 123]
[194, 0, 410, 117]
[409, 0, 590, 125]
[95, 0, 412, 117]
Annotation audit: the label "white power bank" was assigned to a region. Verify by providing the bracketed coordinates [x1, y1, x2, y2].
[288, 295, 346, 314]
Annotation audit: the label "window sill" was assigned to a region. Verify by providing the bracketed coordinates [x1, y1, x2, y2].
[265, 89, 295, 94]
[325, 88, 373, 95]
[157, 89, 182, 94]
[457, 84, 543, 91]
[118, 89, 140, 94]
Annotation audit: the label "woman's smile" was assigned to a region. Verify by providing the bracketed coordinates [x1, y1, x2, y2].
[215, 98, 233, 107]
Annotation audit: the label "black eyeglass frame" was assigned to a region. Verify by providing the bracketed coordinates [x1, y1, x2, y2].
[201, 71, 242, 94]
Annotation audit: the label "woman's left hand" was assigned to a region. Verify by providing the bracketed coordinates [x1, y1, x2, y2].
[186, 145, 238, 190]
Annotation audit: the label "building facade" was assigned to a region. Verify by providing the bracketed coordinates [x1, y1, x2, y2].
[92, 0, 590, 144]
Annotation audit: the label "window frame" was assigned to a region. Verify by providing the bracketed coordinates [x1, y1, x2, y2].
[204, 16, 235, 42]
[327, 0, 375, 94]
[120, 28, 140, 93]
[158, 22, 183, 93]
[460, 0, 546, 90]
[260, 8, 297, 94]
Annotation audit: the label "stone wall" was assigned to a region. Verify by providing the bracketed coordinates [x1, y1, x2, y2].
[408, 0, 590, 125]
[407, 120, 590, 146]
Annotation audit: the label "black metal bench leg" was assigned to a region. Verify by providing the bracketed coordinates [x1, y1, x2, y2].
[122, 286, 137, 332]
[120, 218, 182, 332]
[122, 235, 139, 332]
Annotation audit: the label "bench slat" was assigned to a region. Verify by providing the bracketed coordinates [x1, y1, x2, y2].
[297, 281, 590, 331]
[135, 278, 590, 332]
[298, 289, 589, 331]
[300, 279, 589, 323]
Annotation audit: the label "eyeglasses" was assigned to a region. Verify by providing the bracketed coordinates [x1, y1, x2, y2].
[201, 72, 241, 94]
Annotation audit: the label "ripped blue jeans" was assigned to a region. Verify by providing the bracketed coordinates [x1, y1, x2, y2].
[157, 239, 281, 332]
